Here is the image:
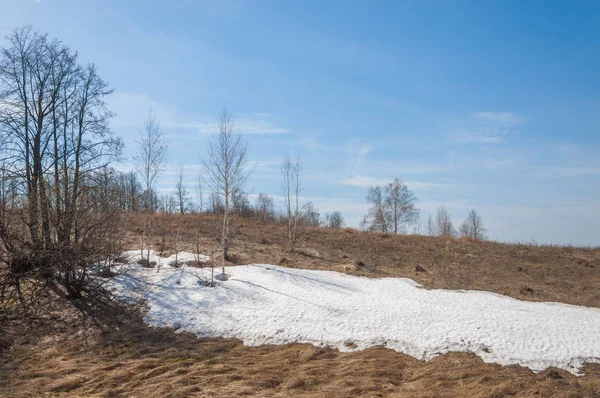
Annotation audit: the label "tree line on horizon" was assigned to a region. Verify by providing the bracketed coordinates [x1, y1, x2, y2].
[55, 159, 486, 242]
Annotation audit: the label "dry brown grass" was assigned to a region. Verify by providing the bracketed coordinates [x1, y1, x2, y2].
[1, 293, 599, 398]
[2, 213, 600, 397]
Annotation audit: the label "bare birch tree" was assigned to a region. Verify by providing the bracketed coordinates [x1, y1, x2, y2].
[301, 201, 320, 227]
[202, 107, 250, 281]
[436, 207, 455, 237]
[411, 213, 422, 235]
[175, 164, 188, 214]
[134, 109, 167, 263]
[358, 215, 370, 231]
[196, 172, 204, 213]
[325, 211, 345, 228]
[363, 179, 418, 233]
[384, 178, 419, 233]
[255, 193, 275, 222]
[366, 185, 388, 232]
[426, 213, 437, 236]
[281, 154, 301, 251]
[459, 209, 488, 240]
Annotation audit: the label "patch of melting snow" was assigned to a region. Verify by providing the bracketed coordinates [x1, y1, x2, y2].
[103, 251, 600, 375]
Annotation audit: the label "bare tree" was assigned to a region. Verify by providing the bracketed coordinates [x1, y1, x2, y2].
[384, 178, 418, 233]
[301, 201, 320, 227]
[459, 209, 488, 240]
[202, 107, 250, 280]
[134, 109, 167, 263]
[363, 179, 418, 233]
[281, 155, 301, 251]
[426, 213, 437, 236]
[196, 172, 204, 213]
[207, 191, 223, 214]
[255, 192, 275, 222]
[121, 171, 142, 212]
[325, 211, 345, 228]
[175, 164, 188, 214]
[161, 193, 176, 214]
[232, 190, 252, 217]
[358, 214, 370, 231]
[194, 172, 204, 280]
[411, 213, 422, 235]
[436, 207, 455, 237]
[365, 185, 388, 232]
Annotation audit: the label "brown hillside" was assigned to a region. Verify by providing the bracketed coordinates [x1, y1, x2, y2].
[124, 213, 600, 307]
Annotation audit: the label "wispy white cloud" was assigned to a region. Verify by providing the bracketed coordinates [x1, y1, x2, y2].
[453, 128, 506, 144]
[473, 111, 525, 126]
[450, 111, 525, 144]
[481, 159, 517, 169]
[341, 175, 455, 191]
[535, 166, 600, 178]
[251, 160, 281, 172]
[345, 139, 373, 174]
[160, 164, 203, 177]
[341, 175, 389, 187]
[180, 114, 289, 135]
[407, 181, 457, 191]
[357, 158, 455, 175]
[108, 92, 290, 135]
[108, 92, 179, 129]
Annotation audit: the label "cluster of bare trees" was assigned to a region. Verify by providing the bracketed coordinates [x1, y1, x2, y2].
[197, 118, 342, 263]
[279, 155, 347, 249]
[0, 27, 123, 301]
[255, 193, 276, 222]
[422, 207, 487, 240]
[324, 211, 345, 228]
[361, 178, 419, 233]
[459, 209, 487, 240]
[99, 160, 334, 230]
[359, 179, 488, 240]
[426, 207, 455, 237]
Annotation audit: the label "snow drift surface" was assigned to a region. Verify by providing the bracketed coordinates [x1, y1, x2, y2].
[107, 251, 600, 374]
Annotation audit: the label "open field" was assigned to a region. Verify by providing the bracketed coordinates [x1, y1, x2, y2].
[123, 214, 600, 307]
[2, 214, 600, 397]
[2, 290, 600, 398]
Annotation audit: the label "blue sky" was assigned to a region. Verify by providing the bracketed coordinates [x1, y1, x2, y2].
[2, 0, 599, 245]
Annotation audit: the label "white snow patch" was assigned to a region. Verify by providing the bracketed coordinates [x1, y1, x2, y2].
[105, 251, 600, 375]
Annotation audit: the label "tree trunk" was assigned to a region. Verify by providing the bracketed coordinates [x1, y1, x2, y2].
[221, 204, 229, 279]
